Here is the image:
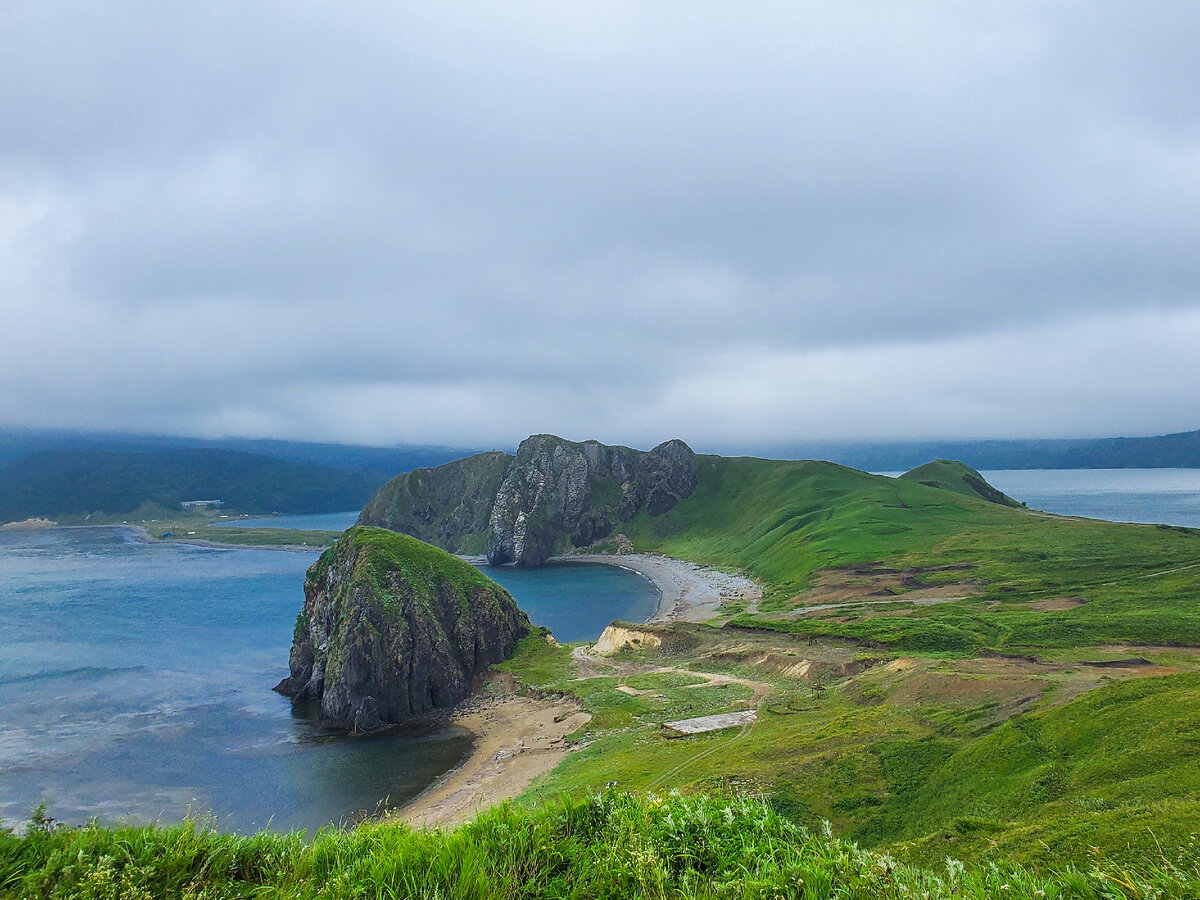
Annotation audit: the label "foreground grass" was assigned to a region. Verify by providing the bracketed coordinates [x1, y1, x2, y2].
[4, 792, 1198, 899]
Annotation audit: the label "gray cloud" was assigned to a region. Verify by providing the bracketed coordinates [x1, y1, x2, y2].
[2, 2, 1199, 450]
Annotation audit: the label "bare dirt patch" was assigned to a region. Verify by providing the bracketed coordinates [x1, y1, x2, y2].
[774, 566, 980, 619]
[1025, 596, 1087, 612]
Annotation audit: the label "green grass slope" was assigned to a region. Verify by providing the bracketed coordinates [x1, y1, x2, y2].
[899, 459, 1023, 507]
[616, 455, 1200, 651]
[474, 455, 1200, 868]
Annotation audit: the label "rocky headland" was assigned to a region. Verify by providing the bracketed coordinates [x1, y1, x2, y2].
[358, 435, 700, 567]
[275, 526, 530, 733]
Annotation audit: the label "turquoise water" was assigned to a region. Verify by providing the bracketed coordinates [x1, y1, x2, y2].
[209, 511, 360, 531]
[0, 528, 657, 833]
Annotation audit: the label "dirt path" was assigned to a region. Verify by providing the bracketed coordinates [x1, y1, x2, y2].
[572, 645, 772, 706]
[395, 691, 590, 830]
[649, 667, 772, 707]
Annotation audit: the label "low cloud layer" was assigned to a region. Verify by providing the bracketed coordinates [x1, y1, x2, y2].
[3, 3, 1199, 451]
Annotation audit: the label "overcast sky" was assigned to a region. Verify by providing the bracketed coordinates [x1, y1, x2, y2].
[2, 2, 1199, 452]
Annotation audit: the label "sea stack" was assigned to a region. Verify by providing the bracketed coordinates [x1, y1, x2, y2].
[275, 526, 530, 733]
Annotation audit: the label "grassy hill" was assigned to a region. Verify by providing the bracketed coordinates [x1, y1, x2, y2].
[0, 448, 376, 521]
[479, 455, 1200, 868]
[898, 458, 1023, 507]
[8, 451, 1200, 894]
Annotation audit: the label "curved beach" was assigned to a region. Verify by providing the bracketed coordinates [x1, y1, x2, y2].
[397, 553, 761, 827]
[556, 553, 762, 623]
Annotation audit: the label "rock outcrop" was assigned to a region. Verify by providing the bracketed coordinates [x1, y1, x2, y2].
[358, 435, 700, 567]
[274, 526, 530, 733]
[356, 451, 513, 553]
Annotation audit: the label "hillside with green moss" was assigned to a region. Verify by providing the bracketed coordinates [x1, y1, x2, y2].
[276, 526, 529, 732]
[899, 458, 1023, 507]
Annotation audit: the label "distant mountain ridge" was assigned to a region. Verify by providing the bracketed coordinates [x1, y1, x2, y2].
[0, 429, 480, 482]
[749, 428, 1200, 471]
[0, 448, 376, 521]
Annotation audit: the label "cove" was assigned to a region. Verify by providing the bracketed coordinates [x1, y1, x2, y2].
[0, 528, 655, 833]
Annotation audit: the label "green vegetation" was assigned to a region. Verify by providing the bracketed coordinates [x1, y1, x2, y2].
[484, 458, 1200, 870]
[180, 526, 342, 549]
[0, 448, 375, 521]
[899, 459, 1022, 507]
[314, 526, 506, 607]
[616, 456, 1200, 650]
[5, 791, 1198, 899]
[15, 450, 1200, 893]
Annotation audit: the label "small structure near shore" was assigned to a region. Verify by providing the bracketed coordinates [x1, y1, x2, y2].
[661, 709, 757, 737]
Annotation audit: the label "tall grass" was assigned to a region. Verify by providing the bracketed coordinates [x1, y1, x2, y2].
[3, 792, 1197, 899]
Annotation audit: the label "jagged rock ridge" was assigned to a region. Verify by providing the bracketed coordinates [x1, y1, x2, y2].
[275, 526, 529, 733]
[358, 435, 700, 567]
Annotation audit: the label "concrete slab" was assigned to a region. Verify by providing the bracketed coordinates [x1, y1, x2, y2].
[661, 709, 757, 737]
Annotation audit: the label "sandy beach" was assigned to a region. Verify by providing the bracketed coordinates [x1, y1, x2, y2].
[395, 552, 761, 828]
[396, 683, 590, 829]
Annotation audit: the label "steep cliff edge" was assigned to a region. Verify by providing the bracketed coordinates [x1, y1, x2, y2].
[275, 526, 530, 733]
[356, 451, 513, 554]
[487, 435, 699, 566]
[357, 435, 699, 567]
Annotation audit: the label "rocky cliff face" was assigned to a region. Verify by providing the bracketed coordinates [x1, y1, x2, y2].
[356, 451, 513, 553]
[275, 526, 529, 733]
[357, 435, 700, 567]
[486, 436, 699, 566]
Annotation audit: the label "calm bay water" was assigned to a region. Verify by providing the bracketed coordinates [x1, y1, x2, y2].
[0, 528, 657, 833]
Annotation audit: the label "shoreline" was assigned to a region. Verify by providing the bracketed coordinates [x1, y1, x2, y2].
[394, 683, 590, 830]
[72, 523, 327, 554]
[394, 553, 761, 829]
[551, 553, 761, 623]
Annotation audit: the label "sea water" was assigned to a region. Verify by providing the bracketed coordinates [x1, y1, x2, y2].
[877, 468, 1200, 529]
[979, 468, 1200, 529]
[0, 528, 658, 833]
